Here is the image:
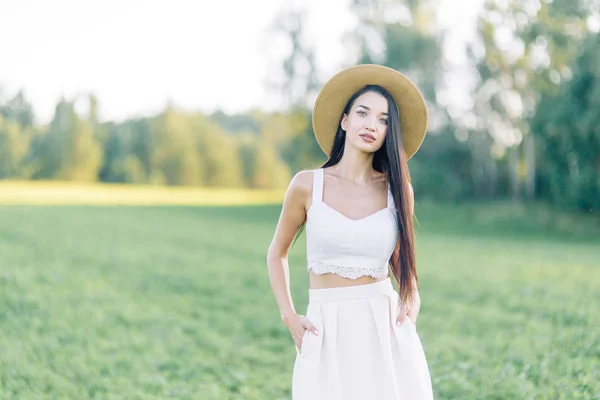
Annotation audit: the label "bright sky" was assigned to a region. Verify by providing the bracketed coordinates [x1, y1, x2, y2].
[1, 0, 485, 124]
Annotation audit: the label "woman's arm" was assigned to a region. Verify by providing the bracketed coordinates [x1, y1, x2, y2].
[266, 171, 318, 348]
[407, 279, 421, 324]
[266, 171, 310, 318]
[407, 183, 421, 324]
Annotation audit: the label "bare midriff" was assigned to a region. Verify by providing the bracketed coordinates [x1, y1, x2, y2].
[308, 270, 389, 289]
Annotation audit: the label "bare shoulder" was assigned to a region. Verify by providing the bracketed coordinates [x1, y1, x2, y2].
[284, 169, 315, 209]
[287, 169, 313, 195]
[291, 169, 314, 189]
[268, 170, 317, 255]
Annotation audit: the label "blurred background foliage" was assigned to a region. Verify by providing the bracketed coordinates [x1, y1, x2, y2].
[0, 0, 598, 213]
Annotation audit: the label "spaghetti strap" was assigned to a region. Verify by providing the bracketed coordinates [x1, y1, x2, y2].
[312, 168, 324, 204]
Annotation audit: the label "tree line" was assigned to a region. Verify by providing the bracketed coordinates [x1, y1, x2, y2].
[0, 95, 307, 189]
[0, 0, 598, 212]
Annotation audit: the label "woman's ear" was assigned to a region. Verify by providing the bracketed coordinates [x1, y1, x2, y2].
[341, 114, 347, 131]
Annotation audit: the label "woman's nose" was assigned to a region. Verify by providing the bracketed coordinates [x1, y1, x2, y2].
[366, 118, 376, 130]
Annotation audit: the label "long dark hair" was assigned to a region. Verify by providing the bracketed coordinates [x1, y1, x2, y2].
[298, 84, 418, 305]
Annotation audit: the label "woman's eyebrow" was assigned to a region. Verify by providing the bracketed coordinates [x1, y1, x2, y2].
[357, 104, 387, 116]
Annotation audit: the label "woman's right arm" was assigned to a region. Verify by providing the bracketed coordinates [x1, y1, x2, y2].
[266, 171, 318, 348]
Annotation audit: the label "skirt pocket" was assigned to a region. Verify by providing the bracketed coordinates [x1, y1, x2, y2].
[298, 329, 313, 356]
[390, 290, 417, 332]
[298, 303, 323, 358]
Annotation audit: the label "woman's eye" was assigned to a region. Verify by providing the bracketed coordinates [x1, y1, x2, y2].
[380, 118, 388, 124]
[357, 110, 366, 116]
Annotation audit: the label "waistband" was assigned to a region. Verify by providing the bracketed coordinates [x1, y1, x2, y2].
[308, 278, 394, 303]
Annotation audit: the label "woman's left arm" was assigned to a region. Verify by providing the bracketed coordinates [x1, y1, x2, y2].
[407, 280, 421, 324]
[407, 183, 420, 325]
[396, 276, 420, 326]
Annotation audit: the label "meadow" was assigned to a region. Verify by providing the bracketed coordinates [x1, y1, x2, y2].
[0, 182, 599, 399]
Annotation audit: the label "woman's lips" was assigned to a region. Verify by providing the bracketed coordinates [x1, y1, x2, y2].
[360, 133, 376, 142]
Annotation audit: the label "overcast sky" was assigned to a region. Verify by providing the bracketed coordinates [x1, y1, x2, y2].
[1, 0, 488, 124]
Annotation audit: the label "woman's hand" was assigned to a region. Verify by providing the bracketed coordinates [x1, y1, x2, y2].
[396, 290, 421, 327]
[395, 303, 413, 327]
[282, 312, 319, 352]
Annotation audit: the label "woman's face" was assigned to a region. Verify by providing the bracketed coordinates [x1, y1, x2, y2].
[341, 91, 389, 153]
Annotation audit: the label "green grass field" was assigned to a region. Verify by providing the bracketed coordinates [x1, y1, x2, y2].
[0, 185, 599, 399]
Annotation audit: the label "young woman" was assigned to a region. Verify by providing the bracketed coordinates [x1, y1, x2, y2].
[267, 64, 434, 399]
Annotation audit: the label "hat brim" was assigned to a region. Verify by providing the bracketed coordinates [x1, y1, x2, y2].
[312, 64, 428, 160]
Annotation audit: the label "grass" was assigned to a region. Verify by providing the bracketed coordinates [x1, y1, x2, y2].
[0, 183, 599, 399]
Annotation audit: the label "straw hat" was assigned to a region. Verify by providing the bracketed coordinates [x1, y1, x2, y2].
[312, 64, 428, 160]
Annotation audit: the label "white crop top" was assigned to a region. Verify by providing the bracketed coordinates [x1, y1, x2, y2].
[306, 168, 399, 280]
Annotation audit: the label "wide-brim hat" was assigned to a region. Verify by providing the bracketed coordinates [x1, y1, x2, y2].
[312, 64, 428, 160]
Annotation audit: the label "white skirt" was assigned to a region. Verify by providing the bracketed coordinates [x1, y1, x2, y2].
[292, 278, 434, 400]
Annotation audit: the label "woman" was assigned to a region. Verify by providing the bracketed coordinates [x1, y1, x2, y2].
[266, 64, 434, 399]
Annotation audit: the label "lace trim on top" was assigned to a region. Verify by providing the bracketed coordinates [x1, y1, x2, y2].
[309, 261, 389, 280]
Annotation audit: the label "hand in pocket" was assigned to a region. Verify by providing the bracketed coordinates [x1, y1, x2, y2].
[284, 313, 319, 352]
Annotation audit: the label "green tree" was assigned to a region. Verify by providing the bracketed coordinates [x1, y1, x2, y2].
[32, 99, 102, 181]
[470, 0, 597, 199]
[0, 90, 35, 128]
[252, 140, 291, 189]
[0, 116, 31, 178]
[531, 32, 600, 211]
[149, 106, 203, 186]
[195, 115, 244, 187]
